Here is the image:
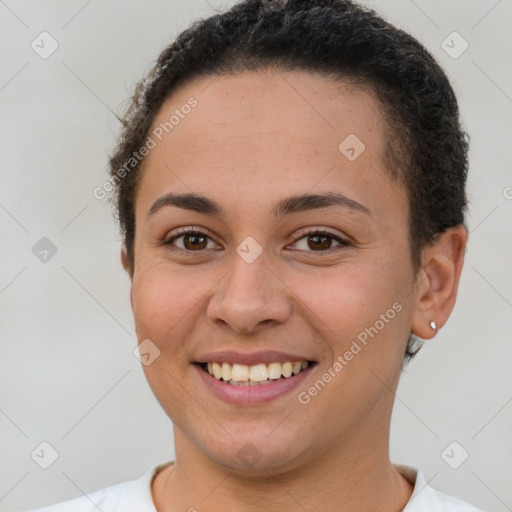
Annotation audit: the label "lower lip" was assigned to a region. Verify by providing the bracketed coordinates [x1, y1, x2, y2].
[193, 363, 317, 405]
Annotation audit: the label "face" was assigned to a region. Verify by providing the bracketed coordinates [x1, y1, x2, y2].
[128, 70, 418, 473]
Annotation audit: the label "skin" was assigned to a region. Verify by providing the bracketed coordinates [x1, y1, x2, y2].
[121, 69, 467, 512]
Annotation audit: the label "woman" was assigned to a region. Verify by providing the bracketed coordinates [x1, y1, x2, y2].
[29, 0, 484, 510]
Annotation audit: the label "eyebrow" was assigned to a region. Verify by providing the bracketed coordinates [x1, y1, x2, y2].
[147, 191, 371, 219]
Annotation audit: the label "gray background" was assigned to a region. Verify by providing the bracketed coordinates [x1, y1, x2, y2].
[1, 1, 511, 511]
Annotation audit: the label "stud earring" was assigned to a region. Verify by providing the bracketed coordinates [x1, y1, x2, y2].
[429, 320, 437, 332]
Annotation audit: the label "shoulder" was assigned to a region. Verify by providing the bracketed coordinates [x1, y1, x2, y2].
[395, 464, 485, 512]
[26, 480, 140, 512]
[26, 461, 173, 512]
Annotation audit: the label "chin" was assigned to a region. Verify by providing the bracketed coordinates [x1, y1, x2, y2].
[194, 423, 312, 475]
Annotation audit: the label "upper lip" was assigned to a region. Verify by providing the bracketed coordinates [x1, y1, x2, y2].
[194, 350, 316, 366]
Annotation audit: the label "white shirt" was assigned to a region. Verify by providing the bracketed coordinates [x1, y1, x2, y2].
[27, 461, 485, 512]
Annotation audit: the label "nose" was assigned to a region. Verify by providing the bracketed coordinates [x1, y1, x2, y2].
[206, 250, 292, 334]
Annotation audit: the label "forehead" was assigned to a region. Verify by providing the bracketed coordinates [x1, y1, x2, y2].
[136, 69, 405, 227]
[155, 70, 384, 152]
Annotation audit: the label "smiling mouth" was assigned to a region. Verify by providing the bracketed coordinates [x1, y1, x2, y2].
[195, 360, 316, 386]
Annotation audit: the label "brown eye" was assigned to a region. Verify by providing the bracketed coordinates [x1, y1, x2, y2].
[307, 234, 334, 250]
[182, 232, 207, 250]
[164, 229, 216, 252]
[291, 230, 351, 253]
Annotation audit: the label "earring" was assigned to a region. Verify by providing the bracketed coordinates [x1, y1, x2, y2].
[429, 320, 437, 332]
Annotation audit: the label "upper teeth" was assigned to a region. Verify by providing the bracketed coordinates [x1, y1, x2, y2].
[206, 361, 309, 382]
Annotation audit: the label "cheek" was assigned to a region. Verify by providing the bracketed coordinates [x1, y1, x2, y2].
[131, 263, 205, 344]
[291, 261, 403, 336]
[131, 267, 204, 405]
[289, 258, 410, 386]
[292, 264, 408, 405]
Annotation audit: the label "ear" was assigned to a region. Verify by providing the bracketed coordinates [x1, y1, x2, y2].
[121, 244, 130, 273]
[120, 245, 135, 311]
[410, 225, 468, 340]
[121, 244, 134, 280]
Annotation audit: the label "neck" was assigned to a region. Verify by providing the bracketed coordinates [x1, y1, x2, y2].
[153, 418, 414, 512]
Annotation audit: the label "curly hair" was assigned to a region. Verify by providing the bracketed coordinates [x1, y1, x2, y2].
[107, 0, 469, 363]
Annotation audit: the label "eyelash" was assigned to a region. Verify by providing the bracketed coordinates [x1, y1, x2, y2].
[162, 227, 352, 255]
